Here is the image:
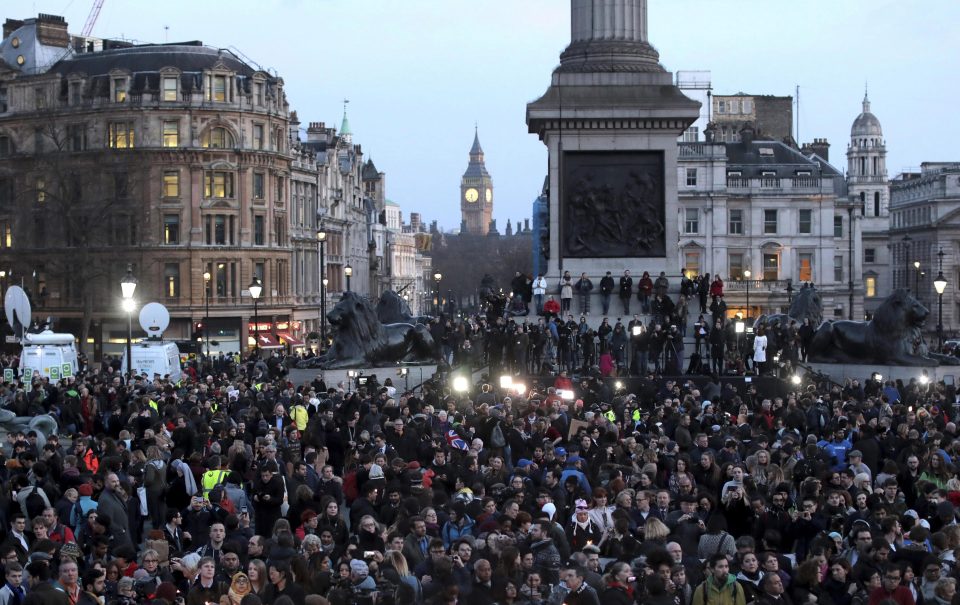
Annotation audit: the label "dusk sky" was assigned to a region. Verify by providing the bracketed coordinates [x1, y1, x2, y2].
[27, 0, 960, 230]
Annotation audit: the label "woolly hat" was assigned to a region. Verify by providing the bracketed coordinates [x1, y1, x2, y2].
[350, 559, 369, 576]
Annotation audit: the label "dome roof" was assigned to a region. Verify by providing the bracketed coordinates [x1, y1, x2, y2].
[851, 93, 882, 137]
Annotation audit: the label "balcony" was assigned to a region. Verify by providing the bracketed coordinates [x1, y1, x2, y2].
[726, 176, 831, 195]
[725, 279, 792, 291]
[678, 143, 726, 159]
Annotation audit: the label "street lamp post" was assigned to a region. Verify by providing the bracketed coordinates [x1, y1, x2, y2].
[249, 277, 262, 353]
[935, 248, 948, 352]
[433, 272, 442, 316]
[914, 260, 921, 300]
[743, 269, 751, 320]
[317, 229, 327, 347]
[120, 265, 137, 378]
[786, 279, 794, 308]
[344, 264, 353, 293]
[203, 271, 211, 359]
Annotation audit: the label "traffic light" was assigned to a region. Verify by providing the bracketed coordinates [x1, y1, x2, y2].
[192, 322, 203, 341]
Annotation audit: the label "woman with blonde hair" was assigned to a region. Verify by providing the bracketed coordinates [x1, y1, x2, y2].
[637, 517, 671, 557]
[381, 549, 421, 602]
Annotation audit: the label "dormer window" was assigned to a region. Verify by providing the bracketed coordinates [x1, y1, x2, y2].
[162, 76, 178, 102]
[205, 74, 231, 103]
[113, 78, 127, 103]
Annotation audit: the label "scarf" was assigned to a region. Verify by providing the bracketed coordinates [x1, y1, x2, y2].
[226, 572, 252, 605]
[172, 459, 198, 497]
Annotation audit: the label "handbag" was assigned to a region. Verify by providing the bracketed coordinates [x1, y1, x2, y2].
[280, 475, 290, 516]
[490, 423, 506, 448]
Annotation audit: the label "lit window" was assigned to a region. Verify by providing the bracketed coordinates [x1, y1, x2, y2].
[865, 276, 876, 298]
[204, 171, 234, 198]
[684, 252, 700, 276]
[164, 263, 180, 298]
[799, 253, 813, 282]
[203, 127, 233, 149]
[208, 75, 227, 102]
[162, 121, 179, 147]
[162, 76, 178, 102]
[163, 215, 180, 244]
[35, 178, 45, 203]
[163, 171, 179, 197]
[763, 253, 779, 281]
[113, 78, 127, 103]
[107, 122, 134, 149]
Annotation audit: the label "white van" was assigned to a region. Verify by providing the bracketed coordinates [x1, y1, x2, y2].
[122, 340, 183, 383]
[19, 331, 79, 381]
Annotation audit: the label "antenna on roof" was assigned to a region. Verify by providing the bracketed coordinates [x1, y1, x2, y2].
[164, 25, 169, 42]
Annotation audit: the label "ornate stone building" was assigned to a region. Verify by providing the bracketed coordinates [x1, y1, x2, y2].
[677, 124, 863, 321]
[0, 15, 304, 356]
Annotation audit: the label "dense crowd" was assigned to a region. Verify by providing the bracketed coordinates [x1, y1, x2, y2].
[0, 329, 959, 605]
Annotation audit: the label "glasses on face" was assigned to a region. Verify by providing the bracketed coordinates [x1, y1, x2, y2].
[144, 559, 159, 563]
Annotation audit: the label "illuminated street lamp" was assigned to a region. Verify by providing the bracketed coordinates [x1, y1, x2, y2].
[344, 264, 353, 293]
[249, 277, 262, 352]
[203, 271, 211, 359]
[935, 248, 948, 352]
[317, 228, 327, 344]
[433, 272, 442, 315]
[120, 265, 137, 377]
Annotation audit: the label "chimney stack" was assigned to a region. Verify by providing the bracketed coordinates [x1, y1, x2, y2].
[36, 14, 69, 48]
[810, 138, 830, 162]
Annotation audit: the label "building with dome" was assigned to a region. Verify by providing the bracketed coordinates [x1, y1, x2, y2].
[846, 92, 891, 316]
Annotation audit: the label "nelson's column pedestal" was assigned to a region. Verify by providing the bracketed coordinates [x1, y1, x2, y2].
[527, 0, 700, 287]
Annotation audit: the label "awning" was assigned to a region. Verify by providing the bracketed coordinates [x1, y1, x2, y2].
[252, 333, 283, 349]
[277, 332, 305, 347]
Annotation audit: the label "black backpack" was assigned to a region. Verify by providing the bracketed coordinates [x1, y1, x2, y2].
[25, 486, 46, 519]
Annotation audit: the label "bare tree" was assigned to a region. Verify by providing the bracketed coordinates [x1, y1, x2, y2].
[1, 120, 145, 346]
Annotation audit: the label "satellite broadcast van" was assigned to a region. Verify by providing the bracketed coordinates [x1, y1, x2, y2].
[4, 285, 79, 381]
[120, 302, 183, 383]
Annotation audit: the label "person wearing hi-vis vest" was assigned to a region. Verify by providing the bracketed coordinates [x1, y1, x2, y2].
[201, 456, 229, 499]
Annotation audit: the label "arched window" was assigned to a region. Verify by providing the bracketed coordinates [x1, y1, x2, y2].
[874, 191, 880, 217]
[202, 127, 234, 149]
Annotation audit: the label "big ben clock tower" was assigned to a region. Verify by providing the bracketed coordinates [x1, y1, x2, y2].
[460, 128, 493, 235]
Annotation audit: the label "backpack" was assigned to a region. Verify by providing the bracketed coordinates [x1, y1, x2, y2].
[490, 422, 506, 448]
[25, 486, 46, 519]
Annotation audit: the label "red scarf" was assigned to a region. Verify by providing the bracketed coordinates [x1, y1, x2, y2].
[607, 581, 634, 599]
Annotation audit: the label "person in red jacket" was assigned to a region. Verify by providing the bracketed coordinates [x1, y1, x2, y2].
[868, 565, 916, 605]
[543, 296, 561, 319]
[710, 275, 725, 300]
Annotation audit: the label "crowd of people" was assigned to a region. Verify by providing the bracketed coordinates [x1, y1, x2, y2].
[0, 316, 959, 605]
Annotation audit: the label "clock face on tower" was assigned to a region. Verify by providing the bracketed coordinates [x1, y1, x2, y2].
[485, 188, 492, 202]
[465, 188, 479, 203]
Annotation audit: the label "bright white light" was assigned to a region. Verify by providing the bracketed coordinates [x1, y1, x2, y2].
[122, 299, 136, 313]
[735, 321, 745, 334]
[453, 376, 469, 393]
[559, 389, 574, 401]
[919, 375, 930, 385]
[791, 375, 801, 385]
[615, 381, 623, 390]
[631, 326, 642, 336]
[348, 370, 356, 378]
[515, 383, 526, 395]
[499, 375, 513, 389]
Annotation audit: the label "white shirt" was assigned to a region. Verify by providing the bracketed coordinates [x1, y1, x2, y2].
[753, 334, 767, 362]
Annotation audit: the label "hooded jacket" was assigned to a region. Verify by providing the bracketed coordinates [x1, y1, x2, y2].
[693, 572, 747, 605]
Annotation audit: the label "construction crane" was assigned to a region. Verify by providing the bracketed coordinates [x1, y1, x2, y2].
[81, 0, 105, 37]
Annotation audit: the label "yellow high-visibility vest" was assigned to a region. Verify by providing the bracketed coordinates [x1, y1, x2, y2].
[201, 469, 228, 497]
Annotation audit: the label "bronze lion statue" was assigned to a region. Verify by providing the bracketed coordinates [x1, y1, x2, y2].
[304, 292, 437, 369]
[808, 289, 937, 366]
[376, 290, 429, 325]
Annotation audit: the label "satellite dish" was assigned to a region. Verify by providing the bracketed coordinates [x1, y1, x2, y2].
[139, 302, 170, 338]
[4, 286, 31, 341]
